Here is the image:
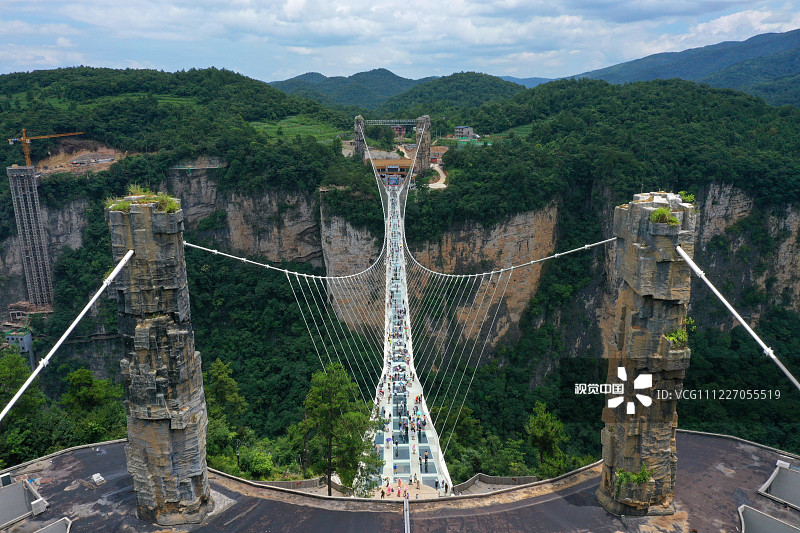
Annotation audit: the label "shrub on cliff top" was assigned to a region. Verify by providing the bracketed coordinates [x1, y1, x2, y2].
[650, 207, 679, 225]
[105, 185, 180, 213]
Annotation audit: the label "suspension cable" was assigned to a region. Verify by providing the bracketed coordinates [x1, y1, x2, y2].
[0, 249, 135, 425]
[286, 272, 327, 373]
[443, 269, 513, 457]
[676, 246, 800, 394]
[405, 237, 617, 278]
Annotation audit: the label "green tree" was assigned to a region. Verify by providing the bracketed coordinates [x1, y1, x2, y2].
[525, 401, 567, 460]
[240, 447, 275, 479]
[204, 358, 249, 421]
[0, 347, 45, 419]
[300, 362, 379, 495]
[0, 348, 48, 466]
[59, 368, 126, 444]
[60, 368, 122, 413]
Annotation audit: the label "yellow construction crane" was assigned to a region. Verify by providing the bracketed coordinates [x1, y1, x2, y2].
[8, 128, 85, 167]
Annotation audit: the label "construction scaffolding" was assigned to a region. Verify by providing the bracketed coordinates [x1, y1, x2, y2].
[8, 166, 53, 308]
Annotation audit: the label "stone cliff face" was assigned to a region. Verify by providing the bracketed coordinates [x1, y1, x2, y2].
[0, 198, 88, 314]
[320, 201, 381, 277]
[693, 183, 800, 316]
[2, 173, 797, 382]
[409, 205, 559, 345]
[164, 170, 322, 265]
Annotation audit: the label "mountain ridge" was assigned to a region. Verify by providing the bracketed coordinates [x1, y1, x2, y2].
[270, 28, 800, 108]
[270, 68, 437, 109]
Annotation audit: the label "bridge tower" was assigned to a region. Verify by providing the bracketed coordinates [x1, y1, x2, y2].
[354, 115, 366, 161]
[106, 196, 213, 525]
[597, 192, 695, 515]
[415, 115, 431, 173]
[7, 166, 53, 307]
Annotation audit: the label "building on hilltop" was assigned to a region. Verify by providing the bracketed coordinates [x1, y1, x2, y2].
[454, 126, 474, 138]
[4, 326, 34, 367]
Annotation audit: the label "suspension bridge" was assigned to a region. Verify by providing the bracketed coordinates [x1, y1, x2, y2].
[2, 121, 800, 525]
[183, 124, 617, 495]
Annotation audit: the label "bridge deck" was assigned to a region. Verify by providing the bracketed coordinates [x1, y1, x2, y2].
[373, 183, 451, 497]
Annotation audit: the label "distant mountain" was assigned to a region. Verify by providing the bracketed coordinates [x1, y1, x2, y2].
[377, 72, 525, 115]
[577, 29, 800, 82]
[270, 68, 436, 109]
[574, 28, 800, 106]
[697, 47, 800, 105]
[500, 75, 552, 88]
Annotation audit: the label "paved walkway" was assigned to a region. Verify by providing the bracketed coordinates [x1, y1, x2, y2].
[428, 164, 447, 188]
[7, 432, 800, 531]
[370, 181, 451, 498]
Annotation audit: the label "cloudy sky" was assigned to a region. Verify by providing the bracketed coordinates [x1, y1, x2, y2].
[1, 0, 799, 82]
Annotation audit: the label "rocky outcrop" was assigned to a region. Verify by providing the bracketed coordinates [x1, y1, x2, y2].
[597, 192, 695, 516]
[318, 203, 559, 348]
[164, 170, 322, 265]
[106, 199, 212, 525]
[410, 205, 559, 345]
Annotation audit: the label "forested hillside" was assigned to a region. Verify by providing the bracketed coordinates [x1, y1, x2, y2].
[376, 72, 524, 129]
[270, 68, 436, 110]
[698, 48, 800, 106]
[576, 28, 800, 106]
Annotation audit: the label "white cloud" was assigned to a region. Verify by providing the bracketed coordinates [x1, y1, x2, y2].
[287, 46, 315, 55]
[626, 8, 800, 59]
[0, 44, 84, 68]
[1, 0, 799, 79]
[0, 19, 79, 37]
[692, 9, 800, 39]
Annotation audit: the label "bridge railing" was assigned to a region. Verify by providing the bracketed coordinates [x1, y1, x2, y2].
[451, 473, 539, 493]
[365, 119, 416, 125]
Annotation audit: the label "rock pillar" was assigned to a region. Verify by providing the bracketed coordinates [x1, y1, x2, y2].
[354, 115, 366, 161]
[415, 115, 431, 173]
[597, 192, 695, 516]
[106, 197, 212, 525]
